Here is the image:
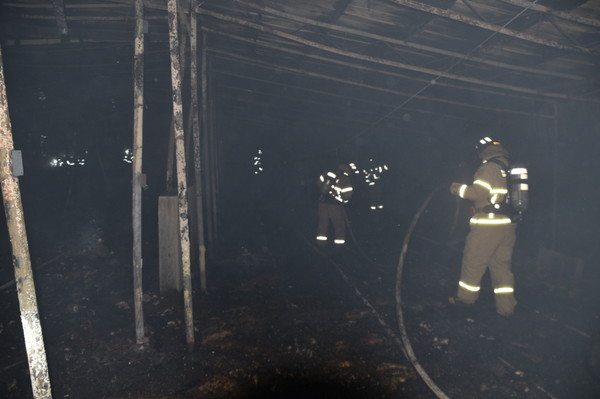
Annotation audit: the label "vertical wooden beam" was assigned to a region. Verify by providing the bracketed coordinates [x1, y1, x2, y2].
[200, 31, 213, 245]
[132, 0, 146, 346]
[52, 0, 68, 37]
[202, 35, 220, 246]
[166, 22, 189, 195]
[551, 102, 559, 250]
[209, 95, 219, 243]
[0, 46, 52, 399]
[158, 195, 183, 292]
[190, 4, 207, 292]
[167, 0, 194, 350]
[166, 124, 176, 193]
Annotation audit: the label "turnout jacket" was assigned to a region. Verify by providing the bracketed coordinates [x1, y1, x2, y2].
[452, 145, 512, 226]
[318, 169, 353, 204]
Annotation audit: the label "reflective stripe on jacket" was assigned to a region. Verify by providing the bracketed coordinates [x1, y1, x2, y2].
[458, 157, 512, 226]
[318, 171, 353, 204]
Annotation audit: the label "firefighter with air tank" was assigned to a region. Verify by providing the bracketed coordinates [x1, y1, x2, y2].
[359, 158, 388, 211]
[449, 136, 528, 317]
[315, 164, 353, 249]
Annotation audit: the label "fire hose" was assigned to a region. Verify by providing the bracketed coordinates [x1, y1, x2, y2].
[395, 184, 450, 399]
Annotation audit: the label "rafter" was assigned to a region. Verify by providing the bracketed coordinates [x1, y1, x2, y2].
[1, 2, 130, 9]
[231, 1, 582, 80]
[197, 8, 597, 102]
[497, 0, 600, 28]
[386, 0, 597, 55]
[206, 26, 558, 109]
[208, 44, 555, 119]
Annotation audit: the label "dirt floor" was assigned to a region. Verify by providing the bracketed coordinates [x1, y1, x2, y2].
[1, 202, 600, 399]
[1, 228, 424, 399]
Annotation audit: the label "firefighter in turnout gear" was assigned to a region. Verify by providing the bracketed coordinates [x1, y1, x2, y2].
[316, 164, 353, 248]
[363, 159, 388, 211]
[449, 137, 517, 317]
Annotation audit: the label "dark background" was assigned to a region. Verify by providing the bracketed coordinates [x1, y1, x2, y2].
[2, 42, 599, 266]
[0, 4, 599, 396]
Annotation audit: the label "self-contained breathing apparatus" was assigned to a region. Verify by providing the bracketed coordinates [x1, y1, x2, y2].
[483, 157, 529, 223]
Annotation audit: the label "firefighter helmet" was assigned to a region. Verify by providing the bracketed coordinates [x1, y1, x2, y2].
[475, 136, 502, 154]
[338, 164, 351, 175]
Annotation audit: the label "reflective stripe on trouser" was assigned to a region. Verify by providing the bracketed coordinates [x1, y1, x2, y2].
[316, 203, 346, 245]
[456, 224, 517, 316]
[368, 184, 383, 210]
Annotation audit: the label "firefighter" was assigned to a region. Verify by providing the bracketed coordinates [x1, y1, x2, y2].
[315, 164, 353, 248]
[448, 136, 517, 317]
[363, 158, 388, 211]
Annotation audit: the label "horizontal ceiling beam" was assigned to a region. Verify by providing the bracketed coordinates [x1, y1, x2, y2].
[387, 0, 597, 55]
[8, 14, 163, 22]
[238, 0, 582, 80]
[207, 26, 556, 110]
[197, 8, 598, 103]
[207, 40, 555, 119]
[497, 0, 600, 28]
[1, 2, 130, 9]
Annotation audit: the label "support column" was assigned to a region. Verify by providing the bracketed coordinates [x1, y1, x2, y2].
[551, 102, 559, 250]
[0, 46, 52, 399]
[168, 0, 194, 350]
[190, 4, 207, 292]
[132, 0, 147, 346]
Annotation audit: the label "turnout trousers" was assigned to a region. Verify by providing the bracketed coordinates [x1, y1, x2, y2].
[316, 203, 346, 245]
[457, 224, 517, 316]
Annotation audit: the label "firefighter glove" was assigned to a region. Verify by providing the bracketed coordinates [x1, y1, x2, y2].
[450, 182, 462, 195]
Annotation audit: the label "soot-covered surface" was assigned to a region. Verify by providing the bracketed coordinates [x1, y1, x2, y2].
[1, 178, 600, 399]
[0, 222, 423, 398]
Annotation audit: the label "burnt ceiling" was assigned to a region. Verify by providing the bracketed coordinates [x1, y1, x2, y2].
[1, 0, 599, 140]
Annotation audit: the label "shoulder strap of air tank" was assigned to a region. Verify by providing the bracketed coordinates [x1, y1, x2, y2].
[486, 157, 509, 172]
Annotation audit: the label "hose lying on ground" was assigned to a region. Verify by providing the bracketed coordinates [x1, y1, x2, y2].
[395, 184, 450, 399]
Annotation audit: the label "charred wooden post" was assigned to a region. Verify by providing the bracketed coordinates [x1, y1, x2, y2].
[52, 0, 68, 38]
[209, 96, 219, 243]
[167, 0, 194, 350]
[190, 4, 207, 292]
[200, 31, 213, 248]
[132, 0, 147, 347]
[0, 46, 52, 399]
[551, 102, 559, 250]
[166, 15, 189, 195]
[166, 123, 176, 193]
[201, 33, 220, 246]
